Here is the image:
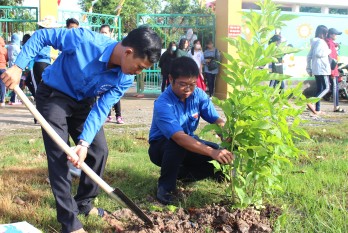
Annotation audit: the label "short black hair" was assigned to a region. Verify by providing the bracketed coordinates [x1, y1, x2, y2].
[22, 34, 31, 45]
[269, 35, 281, 44]
[66, 18, 79, 28]
[121, 27, 162, 63]
[169, 57, 199, 81]
[315, 25, 328, 39]
[100, 24, 111, 31]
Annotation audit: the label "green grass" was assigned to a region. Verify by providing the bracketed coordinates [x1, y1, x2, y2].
[271, 121, 348, 233]
[0, 120, 348, 232]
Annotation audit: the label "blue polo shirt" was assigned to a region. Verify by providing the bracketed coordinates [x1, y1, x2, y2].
[149, 85, 220, 142]
[15, 28, 134, 144]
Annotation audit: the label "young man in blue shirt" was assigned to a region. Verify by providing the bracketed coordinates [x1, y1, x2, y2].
[1, 27, 161, 233]
[148, 56, 234, 205]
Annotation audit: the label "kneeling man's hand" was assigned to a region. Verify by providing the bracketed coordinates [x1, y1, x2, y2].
[211, 149, 234, 164]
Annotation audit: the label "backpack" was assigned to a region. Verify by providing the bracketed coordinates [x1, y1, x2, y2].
[207, 49, 219, 71]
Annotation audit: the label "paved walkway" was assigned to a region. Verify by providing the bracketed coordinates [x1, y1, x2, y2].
[1, 86, 347, 135]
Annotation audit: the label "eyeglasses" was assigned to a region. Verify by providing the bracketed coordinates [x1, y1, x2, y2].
[177, 82, 196, 89]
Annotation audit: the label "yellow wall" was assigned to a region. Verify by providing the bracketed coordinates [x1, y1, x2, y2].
[214, 0, 242, 99]
[39, 0, 59, 62]
[39, 0, 58, 20]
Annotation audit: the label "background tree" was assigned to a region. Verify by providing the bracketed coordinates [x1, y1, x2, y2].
[0, 0, 23, 5]
[79, 0, 161, 33]
[79, 0, 211, 33]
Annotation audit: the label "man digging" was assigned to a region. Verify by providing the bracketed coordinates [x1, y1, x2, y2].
[1, 26, 161, 233]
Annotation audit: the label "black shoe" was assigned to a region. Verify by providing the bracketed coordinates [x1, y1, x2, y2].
[156, 186, 175, 205]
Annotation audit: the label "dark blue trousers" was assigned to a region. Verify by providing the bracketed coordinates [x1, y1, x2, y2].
[149, 137, 219, 192]
[315, 75, 330, 111]
[36, 83, 108, 233]
[205, 72, 216, 97]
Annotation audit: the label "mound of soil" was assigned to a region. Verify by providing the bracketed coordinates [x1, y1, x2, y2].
[109, 204, 281, 233]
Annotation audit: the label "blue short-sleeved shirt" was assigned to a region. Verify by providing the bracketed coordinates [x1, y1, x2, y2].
[15, 28, 134, 144]
[149, 85, 220, 142]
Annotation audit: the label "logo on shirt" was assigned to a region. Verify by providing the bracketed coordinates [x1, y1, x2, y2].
[96, 84, 113, 95]
[192, 112, 199, 119]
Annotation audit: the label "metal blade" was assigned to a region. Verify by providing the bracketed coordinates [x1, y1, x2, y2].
[110, 188, 154, 227]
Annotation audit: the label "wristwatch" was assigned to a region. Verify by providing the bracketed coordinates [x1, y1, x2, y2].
[78, 140, 90, 148]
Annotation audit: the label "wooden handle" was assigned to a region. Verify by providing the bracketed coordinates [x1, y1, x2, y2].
[14, 86, 116, 194]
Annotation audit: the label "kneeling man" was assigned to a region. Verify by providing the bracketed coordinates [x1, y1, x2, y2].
[148, 56, 234, 204]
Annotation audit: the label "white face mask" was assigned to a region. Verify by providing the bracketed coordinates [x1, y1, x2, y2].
[195, 44, 201, 50]
[172, 46, 177, 52]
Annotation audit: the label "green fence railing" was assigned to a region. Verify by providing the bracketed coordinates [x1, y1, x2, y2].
[136, 63, 161, 94]
[58, 10, 122, 40]
[0, 6, 38, 40]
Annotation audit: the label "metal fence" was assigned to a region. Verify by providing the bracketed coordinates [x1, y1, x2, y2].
[0, 6, 38, 41]
[58, 10, 122, 40]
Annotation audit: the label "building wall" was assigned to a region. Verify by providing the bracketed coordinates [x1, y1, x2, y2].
[243, 0, 348, 13]
[276, 12, 348, 79]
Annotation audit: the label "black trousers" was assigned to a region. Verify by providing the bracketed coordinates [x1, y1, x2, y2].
[148, 137, 219, 192]
[36, 83, 108, 233]
[205, 72, 216, 97]
[107, 100, 121, 118]
[24, 71, 36, 98]
[33, 62, 50, 89]
[161, 73, 170, 93]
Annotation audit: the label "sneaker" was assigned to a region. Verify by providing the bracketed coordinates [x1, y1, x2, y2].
[8, 101, 22, 105]
[0, 102, 5, 107]
[106, 116, 113, 122]
[116, 116, 124, 124]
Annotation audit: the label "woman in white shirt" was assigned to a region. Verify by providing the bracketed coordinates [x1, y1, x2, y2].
[306, 25, 331, 115]
[188, 40, 204, 73]
[188, 40, 206, 91]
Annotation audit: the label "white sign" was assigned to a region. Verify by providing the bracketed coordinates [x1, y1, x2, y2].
[0, 221, 41, 233]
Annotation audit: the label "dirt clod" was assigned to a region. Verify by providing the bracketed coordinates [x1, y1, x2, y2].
[110, 204, 281, 233]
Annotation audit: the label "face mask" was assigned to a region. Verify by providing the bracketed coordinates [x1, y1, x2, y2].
[195, 44, 201, 50]
[172, 46, 177, 52]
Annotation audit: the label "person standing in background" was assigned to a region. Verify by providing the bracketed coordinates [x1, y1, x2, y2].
[66, 18, 79, 29]
[176, 38, 189, 58]
[159, 41, 177, 92]
[100, 24, 125, 124]
[268, 35, 285, 90]
[203, 40, 220, 97]
[185, 28, 197, 50]
[325, 28, 345, 113]
[188, 40, 206, 92]
[7, 33, 21, 105]
[22, 34, 36, 99]
[32, 16, 60, 92]
[0, 36, 8, 107]
[306, 25, 331, 115]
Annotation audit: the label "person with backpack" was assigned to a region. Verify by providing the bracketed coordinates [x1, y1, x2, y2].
[203, 40, 220, 97]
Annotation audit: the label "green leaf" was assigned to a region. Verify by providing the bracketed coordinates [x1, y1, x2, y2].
[251, 120, 272, 129]
[278, 14, 298, 21]
[149, 205, 163, 212]
[200, 124, 221, 135]
[166, 205, 178, 212]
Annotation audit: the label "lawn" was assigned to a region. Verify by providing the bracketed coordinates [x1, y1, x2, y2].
[0, 119, 347, 232]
